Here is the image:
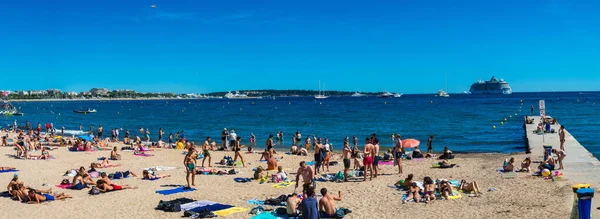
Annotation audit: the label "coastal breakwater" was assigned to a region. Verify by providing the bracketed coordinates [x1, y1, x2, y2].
[524, 116, 600, 213]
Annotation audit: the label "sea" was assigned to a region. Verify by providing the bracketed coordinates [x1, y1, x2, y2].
[2, 92, 599, 158]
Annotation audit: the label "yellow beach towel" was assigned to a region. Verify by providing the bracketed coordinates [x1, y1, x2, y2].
[272, 181, 296, 188]
[213, 207, 248, 217]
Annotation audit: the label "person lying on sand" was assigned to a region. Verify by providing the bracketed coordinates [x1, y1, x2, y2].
[459, 179, 482, 195]
[142, 170, 170, 180]
[1, 167, 16, 171]
[71, 173, 89, 190]
[319, 188, 342, 218]
[91, 157, 121, 168]
[423, 176, 435, 203]
[27, 190, 72, 204]
[403, 182, 421, 204]
[96, 179, 137, 192]
[438, 179, 454, 200]
[395, 173, 414, 189]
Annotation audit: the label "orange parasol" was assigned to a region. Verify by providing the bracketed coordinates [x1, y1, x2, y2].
[401, 139, 420, 148]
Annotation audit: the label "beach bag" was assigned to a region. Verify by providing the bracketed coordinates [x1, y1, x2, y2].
[335, 171, 344, 182]
[88, 186, 101, 195]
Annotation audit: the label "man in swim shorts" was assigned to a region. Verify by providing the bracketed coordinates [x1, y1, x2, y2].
[372, 137, 380, 177]
[202, 137, 212, 167]
[342, 141, 351, 182]
[363, 138, 374, 181]
[295, 161, 315, 193]
[184, 147, 197, 188]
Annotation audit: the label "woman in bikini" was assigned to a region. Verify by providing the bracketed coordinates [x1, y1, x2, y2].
[91, 157, 121, 168]
[503, 157, 516, 172]
[184, 147, 197, 188]
[459, 179, 482, 195]
[266, 134, 276, 156]
[394, 134, 404, 174]
[439, 179, 454, 200]
[142, 170, 170, 180]
[232, 136, 246, 167]
[552, 149, 566, 170]
[520, 157, 531, 172]
[403, 182, 421, 204]
[423, 176, 435, 203]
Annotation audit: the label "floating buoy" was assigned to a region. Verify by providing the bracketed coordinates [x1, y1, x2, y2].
[430, 100, 433, 104]
[117, 112, 120, 114]
[509, 115, 512, 118]
[189, 102, 191, 104]
[288, 102, 291, 104]
[58, 113, 60, 116]
[504, 118, 507, 121]
[252, 102, 254, 105]
[384, 102, 387, 104]
[514, 113, 517, 115]
[84, 112, 87, 115]
[320, 102, 322, 105]
[519, 109, 521, 112]
[501, 122, 504, 125]
[493, 125, 496, 129]
[520, 100, 523, 103]
[240, 108, 243, 111]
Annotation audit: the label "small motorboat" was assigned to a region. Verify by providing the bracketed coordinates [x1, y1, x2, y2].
[73, 109, 97, 114]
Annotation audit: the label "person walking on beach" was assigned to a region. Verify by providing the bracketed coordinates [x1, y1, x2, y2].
[342, 141, 351, 182]
[202, 137, 212, 167]
[363, 138, 374, 181]
[233, 136, 246, 167]
[229, 130, 237, 151]
[427, 135, 434, 153]
[221, 128, 229, 150]
[559, 125, 566, 151]
[184, 147, 197, 188]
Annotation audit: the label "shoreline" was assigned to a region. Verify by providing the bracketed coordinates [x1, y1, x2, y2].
[9, 97, 204, 102]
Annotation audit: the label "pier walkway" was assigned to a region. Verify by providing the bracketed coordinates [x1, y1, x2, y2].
[524, 116, 600, 212]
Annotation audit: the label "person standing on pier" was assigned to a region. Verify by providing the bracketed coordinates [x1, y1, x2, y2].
[559, 126, 566, 151]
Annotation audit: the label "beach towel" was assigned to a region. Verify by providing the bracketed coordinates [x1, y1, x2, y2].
[181, 200, 217, 211]
[189, 203, 234, 213]
[378, 161, 394, 165]
[0, 169, 19, 173]
[144, 166, 177, 171]
[272, 181, 295, 189]
[234, 178, 252, 183]
[436, 190, 462, 200]
[432, 163, 456, 168]
[250, 212, 280, 219]
[306, 161, 315, 166]
[142, 178, 159, 181]
[56, 184, 72, 189]
[134, 153, 154, 157]
[155, 187, 196, 195]
[213, 207, 248, 216]
[247, 199, 265, 205]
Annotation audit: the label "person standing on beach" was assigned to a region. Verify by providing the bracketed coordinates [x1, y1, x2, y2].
[175, 131, 180, 141]
[295, 161, 315, 193]
[202, 137, 212, 167]
[305, 137, 311, 150]
[266, 134, 275, 156]
[158, 128, 163, 141]
[115, 128, 119, 142]
[111, 129, 115, 141]
[312, 136, 323, 174]
[124, 129, 129, 139]
[427, 136, 434, 153]
[98, 125, 103, 139]
[322, 138, 331, 172]
[394, 134, 404, 174]
[233, 136, 245, 167]
[559, 126, 566, 151]
[221, 128, 229, 150]
[229, 130, 237, 151]
[372, 137, 380, 177]
[363, 138, 374, 181]
[184, 147, 197, 188]
[299, 187, 319, 219]
[342, 141, 351, 182]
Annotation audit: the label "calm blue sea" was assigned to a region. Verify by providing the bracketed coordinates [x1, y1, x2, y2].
[2, 92, 599, 158]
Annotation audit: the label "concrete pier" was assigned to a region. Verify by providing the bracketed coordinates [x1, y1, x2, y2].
[524, 116, 600, 213]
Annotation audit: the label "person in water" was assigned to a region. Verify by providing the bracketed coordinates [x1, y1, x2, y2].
[184, 147, 197, 188]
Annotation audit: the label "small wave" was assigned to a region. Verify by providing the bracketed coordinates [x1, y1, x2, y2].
[59, 129, 89, 136]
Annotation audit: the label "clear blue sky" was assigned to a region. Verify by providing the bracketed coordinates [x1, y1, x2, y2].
[1, 0, 599, 93]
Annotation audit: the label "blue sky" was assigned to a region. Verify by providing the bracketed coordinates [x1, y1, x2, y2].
[1, 0, 599, 93]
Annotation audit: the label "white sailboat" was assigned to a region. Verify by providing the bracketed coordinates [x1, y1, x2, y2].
[437, 73, 450, 97]
[315, 81, 329, 99]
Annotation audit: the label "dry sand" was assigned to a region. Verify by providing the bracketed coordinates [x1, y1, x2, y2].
[0, 136, 573, 219]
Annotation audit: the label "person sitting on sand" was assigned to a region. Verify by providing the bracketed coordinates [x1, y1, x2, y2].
[286, 193, 301, 217]
[71, 173, 90, 190]
[110, 146, 121, 160]
[267, 154, 278, 171]
[503, 157, 516, 172]
[400, 174, 414, 189]
[299, 187, 319, 219]
[290, 144, 299, 155]
[96, 179, 137, 192]
[412, 146, 424, 158]
[439, 179, 454, 200]
[403, 182, 421, 204]
[12, 182, 31, 202]
[423, 176, 435, 203]
[7, 174, 22, 195]
[552, 149, 566, 170]
[27, 189, 71, 204]
[91, 157, 121, 168]
[202, 137, 212, 167]
[538, 151, 556, 171]
[383, 149, 393, 161]
[459, 179, 482, 195]
[520, 157, 531, 172]
[277, 166, 288, 181]
[253, 166, 265, 180]
[439, 146, 454, 159]
[319, 188, 343, 218]
[142, 170, 171, 180]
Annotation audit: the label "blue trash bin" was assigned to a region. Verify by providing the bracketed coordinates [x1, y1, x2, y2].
[543, 145, 553, 160]
[576, 188, 594, 219]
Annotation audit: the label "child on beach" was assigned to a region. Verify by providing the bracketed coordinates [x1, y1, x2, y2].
[277, 166, 288, 181]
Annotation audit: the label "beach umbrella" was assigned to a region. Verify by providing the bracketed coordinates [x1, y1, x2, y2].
[77, 135, 94, 142]
[401, 139, 420, 148]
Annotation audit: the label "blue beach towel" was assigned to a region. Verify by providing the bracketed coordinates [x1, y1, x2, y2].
[190, 203, 234, 213]
[247, 199, 265, 205]
[142, 178, 159, 181]
[306, 161, 315, 166]
[155, 187, 196, 195]
[234, 178, 252, 183]
[0, 169, 19, 173]
[181, 200, 217, 211]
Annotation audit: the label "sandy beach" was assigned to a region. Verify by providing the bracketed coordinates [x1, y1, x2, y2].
[0, 132, 574, 219]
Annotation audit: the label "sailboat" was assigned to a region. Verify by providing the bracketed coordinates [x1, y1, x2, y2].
[437, 73, 450, 97]
[315, 80, 329, 99]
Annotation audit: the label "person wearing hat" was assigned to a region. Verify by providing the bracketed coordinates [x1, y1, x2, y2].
[221, 128, 229, 150]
